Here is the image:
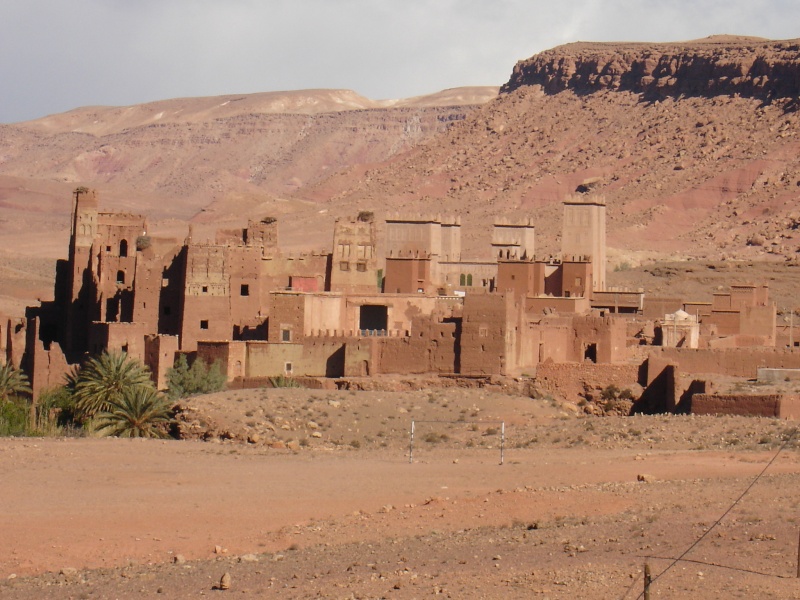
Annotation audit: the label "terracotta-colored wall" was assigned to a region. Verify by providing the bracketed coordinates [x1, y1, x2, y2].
[144, 334, 179, 390]
[691, 394, 784, 417]
[649, 347, 800, 378]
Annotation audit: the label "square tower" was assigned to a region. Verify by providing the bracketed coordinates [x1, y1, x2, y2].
[561, 196, 606, 292]
[491, 218, 535, 260]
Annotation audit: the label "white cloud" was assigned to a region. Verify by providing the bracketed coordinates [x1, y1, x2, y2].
[1, 0, 798, 123]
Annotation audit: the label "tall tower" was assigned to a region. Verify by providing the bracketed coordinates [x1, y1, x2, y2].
[329, 213, 378, 294]
[561, 195, 606, 292]
[65, 187, 100, 356]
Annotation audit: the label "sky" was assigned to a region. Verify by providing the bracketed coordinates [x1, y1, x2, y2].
[2, 0, 799, 124]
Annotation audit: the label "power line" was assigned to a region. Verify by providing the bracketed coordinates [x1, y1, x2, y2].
[619, 428, 797, 599]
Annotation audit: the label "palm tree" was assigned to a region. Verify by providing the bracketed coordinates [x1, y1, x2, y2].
[94, 387, 173, 438]
[72, 351, 154, 420]
[0, 362, 32, 402]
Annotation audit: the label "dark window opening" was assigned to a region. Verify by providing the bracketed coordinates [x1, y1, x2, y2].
[116, 270, 125, 284]
[106, 245, 111, 252]
[359, 304, 388, 332]
[202, 286, 208, 293]
[584, 343, 597, 363]
[466, 274, 473, 286]
[119, 239, 128, 257]
[356, 262, 367, 272]
[240, 284, 250, 296]
[284, 362, 293, 374]
[281, 329, 291, 342]
[200, 320, 209, 330]
[460, 274, 466, 286]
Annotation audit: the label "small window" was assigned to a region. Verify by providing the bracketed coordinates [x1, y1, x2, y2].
[200, 320, 209, 330]
[284, 362, 293, 374]
[460, 274, 466, 286]
[106, 245, 112, 252]
[119, 239, 128, 257]
[466, 274, 473, 286]
[202, 286, 208, 293]
[281, 329, 291, 342]
[479, 326, 489, 338]
[240, 284, 250, 296]
[340, 261, 350, 271]
[356, 262, 367, 272]
[116, 270, 125, 284]
[162, 277, 169, 287]
[575, 277, 582, 287]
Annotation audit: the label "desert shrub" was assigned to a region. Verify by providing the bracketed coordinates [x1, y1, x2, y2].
[167, 355, 226, 399]
[0, 398, 29, 436]
[135, 235, 152, 251]
[423, 432, 449, 444]
[357, 210, 374, 222]
[268, 375, 302, 388]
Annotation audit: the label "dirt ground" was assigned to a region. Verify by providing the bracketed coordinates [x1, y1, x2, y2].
[2, 387, 800, 599]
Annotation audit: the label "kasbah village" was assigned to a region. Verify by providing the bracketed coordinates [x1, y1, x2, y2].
[3, 187, 797, 417]
[6, 40, 800, 600]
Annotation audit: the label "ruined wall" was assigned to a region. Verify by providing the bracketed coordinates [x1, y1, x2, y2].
[534, 361, 641, 403]
[1, 315, 26, 368]
[24, 317, 70, 401]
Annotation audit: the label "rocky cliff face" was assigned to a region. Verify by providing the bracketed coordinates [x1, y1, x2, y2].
[501, 36, 800, 102]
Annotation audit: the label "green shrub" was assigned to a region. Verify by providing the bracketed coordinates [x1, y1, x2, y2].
[167, 355, 226, 399]
[268, 375, 302, 388]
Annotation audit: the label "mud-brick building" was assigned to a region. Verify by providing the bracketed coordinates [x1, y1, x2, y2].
[20, 188, 637, 397]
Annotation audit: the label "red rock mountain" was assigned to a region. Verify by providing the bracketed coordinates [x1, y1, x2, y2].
[3, 36, 800, 314]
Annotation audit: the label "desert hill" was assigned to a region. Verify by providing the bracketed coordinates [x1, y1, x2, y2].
[315, 36, 800, 261]
[3, 37, 800, 315]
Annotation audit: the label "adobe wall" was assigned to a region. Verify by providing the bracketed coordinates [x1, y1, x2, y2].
[375, 319, 457, 375]
[1, 315, 27, 368]
[88, 321, 151, 360]
[437, 261, 497, 290]
[269, 292, 306, 343]
[132, 242, 185, 338]
[383, 258, 431, 294]
[643, 297, 683, 320]
[461, 294, 517, 376]
[570, 314, 628, 363]
[25, 317, 71, 401]
[197, 340, 247, 381]
[246, 340, 347, 378]
[534, 361, 641, 403]
[144, 334, 179, 390]
[329, 218, 379, 294]
[561, 261, 592, 298]
[496, 261, 537, 299]
[691, 393, 786, 418]
[649, 347, 800, 378]
[525, 296, 590, 315]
